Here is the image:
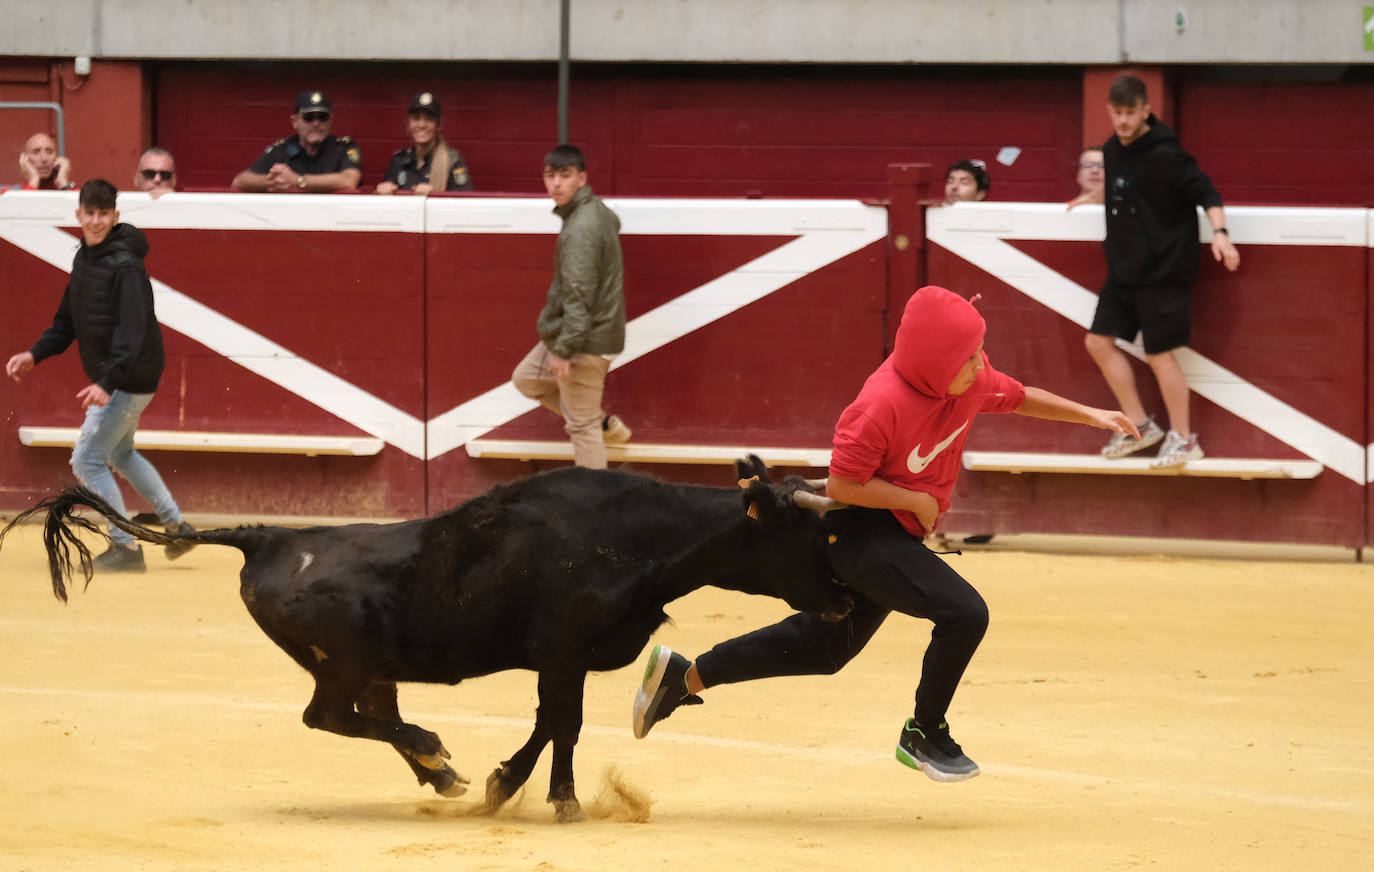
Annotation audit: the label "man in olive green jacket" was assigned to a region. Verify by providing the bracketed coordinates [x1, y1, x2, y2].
[512, 144, 631, 468]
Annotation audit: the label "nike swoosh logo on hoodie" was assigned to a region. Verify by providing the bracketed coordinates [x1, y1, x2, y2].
[906, 420, 969, 474]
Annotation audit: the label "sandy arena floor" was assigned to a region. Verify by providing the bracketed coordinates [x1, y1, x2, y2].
[1, 522, 1372, 871]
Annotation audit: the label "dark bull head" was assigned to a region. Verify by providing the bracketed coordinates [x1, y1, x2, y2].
[727, 457, 854, 622]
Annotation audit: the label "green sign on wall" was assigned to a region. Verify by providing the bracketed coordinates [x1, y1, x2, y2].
[1366, 6, 1374, 50]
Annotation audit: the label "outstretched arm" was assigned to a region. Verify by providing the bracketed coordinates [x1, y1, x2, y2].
[1015, 386, 1139, 437]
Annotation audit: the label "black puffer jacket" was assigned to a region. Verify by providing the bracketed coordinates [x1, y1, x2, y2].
[30, 223, 165, 394]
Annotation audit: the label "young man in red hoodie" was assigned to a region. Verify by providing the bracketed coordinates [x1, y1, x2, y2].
[631, 285, 1137, 782]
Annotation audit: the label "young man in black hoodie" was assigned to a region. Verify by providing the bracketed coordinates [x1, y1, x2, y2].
[1085, 73, 1240, 468]
[6, 179, 195, 572]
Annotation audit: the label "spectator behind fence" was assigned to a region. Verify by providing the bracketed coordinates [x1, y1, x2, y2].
[134, 148, 177, 199]
[375, 92, 473, 195]
[943, 158, 989, 205]
[18, 133, 74, 190]
[231, 91, 362, 193]
[5, 179, 197, 573]
[1066, 147, 1105, 210]
[511, 144, 632, 469]
[1085, 73, 1240, 469]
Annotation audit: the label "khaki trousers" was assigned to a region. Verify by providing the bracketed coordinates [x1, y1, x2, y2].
[511, 342, 611, 469]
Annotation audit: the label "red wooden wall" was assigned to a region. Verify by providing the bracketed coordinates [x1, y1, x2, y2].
[1179, 79, 1374, 207]
[151, 63, 1086, 202]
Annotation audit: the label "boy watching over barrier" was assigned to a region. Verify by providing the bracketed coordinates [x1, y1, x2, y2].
[632, 285, 1137, 782]
[511, 144, 631, 468]
[5, 179, 195, 572]
[1085, 73, 1240, 468]
[943, 158, 990, 204]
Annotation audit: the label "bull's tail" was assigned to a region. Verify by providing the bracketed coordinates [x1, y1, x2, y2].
[0, 485, 255, 603]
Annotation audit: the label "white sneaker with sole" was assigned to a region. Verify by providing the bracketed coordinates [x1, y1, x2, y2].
[1151, 430, 1203, 469]
[1101, 416, 1164, 459]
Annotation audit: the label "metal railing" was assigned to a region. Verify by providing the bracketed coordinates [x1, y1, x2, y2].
[1, 101, 66, 155]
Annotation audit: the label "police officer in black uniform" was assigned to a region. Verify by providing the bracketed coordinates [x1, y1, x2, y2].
[375, 92, 473, 195]
[231, 91, 363, 193]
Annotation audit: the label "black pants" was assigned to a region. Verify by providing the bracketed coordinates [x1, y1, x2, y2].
[695, 507, 989, 727]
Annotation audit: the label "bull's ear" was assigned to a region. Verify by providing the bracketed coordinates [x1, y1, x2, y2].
[733, 454, 770, 483]
[740, 479, 787, 522]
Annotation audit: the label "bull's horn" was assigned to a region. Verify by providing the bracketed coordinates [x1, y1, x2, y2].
[803, 478, 828, 490]
[792, 490, 847, 512]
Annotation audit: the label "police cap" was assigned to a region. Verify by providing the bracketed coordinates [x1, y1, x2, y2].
[409, 92, 441, 119]
[294, 91, 332, 115]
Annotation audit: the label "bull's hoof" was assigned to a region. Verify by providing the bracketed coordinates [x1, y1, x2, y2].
[485, 768, 517, 812]
[412, 744, 452, 770]
[553, 797, 585, 823]
[425, 764, 470, 798]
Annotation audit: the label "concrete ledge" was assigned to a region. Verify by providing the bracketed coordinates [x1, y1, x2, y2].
[18, 426, 384, 457]
[464, 439, 831, 467]
[962, 451, 1323, 480]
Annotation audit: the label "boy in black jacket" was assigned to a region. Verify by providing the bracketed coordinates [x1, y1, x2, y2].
[1084, 73, 1240, 468]
[6, 179, 195, 572]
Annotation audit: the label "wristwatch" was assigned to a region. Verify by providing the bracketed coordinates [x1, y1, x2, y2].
[296, 174, 308, 190]
[1213, 227, 1228, 236]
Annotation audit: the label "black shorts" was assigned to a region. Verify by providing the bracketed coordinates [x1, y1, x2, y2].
[1089, 280, 1191, 355]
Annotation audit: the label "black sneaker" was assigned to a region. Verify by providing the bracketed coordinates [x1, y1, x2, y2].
[895, 718, 981, 782]
[92, 544, 147, 574]
[163, 521, 197, 561]
[631, 645, 702, 738]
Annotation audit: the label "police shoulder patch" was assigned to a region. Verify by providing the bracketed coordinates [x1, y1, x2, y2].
[266, 138, 287, 152]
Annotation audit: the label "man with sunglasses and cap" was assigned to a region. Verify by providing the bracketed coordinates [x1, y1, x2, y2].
[232, 91, 362, 193]
[376, 92, 474, 195]
[133, 148, 177, 199]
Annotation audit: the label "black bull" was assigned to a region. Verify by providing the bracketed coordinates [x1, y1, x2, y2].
[1, 457, 853, 821]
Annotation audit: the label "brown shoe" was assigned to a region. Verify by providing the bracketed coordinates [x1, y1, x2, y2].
[602, 414, 632, 444]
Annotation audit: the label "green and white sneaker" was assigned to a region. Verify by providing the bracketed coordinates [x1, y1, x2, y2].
[631, 645, 702, 739]
[895, 719, 981, 782]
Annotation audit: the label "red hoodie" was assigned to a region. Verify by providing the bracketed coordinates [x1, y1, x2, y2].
[829, 285, 1025, 536]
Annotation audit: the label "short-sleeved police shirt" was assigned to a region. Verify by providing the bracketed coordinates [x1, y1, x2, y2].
[382, 145, 473, 191]
[248, 135, 363, 177]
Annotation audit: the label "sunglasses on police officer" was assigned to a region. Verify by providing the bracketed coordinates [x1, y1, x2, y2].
[301, 112, 331, 123]
[139, 169, 174, 181]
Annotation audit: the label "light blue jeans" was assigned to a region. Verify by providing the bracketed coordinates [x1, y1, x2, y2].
[70, 390, 182, 547]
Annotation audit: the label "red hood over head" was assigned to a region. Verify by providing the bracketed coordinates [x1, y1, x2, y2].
[890, 285, 986, 397]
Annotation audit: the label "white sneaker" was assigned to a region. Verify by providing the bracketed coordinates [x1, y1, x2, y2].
[1150, 430, 1203, 469]
[603, 414, 632, 444]
[1101, 416, 1164, 459]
